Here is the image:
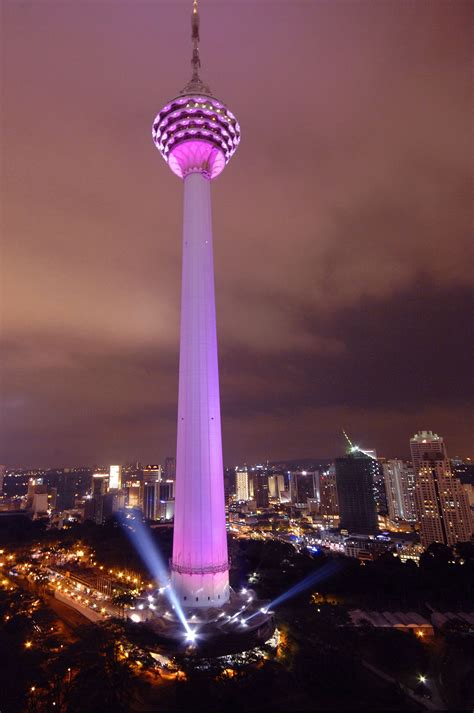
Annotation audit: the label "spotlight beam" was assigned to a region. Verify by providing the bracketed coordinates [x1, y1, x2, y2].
[246, 560, 342, 621]
[118, 513, 193, 636]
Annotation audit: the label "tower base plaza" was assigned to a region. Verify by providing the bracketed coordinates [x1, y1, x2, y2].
[131, 588, 276, 656]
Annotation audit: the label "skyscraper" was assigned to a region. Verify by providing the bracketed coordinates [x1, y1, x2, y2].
[410, 430, 446, 472]
[289, 470, 317, 505]
[109, 465, 122, 491]
[268, 473, 285, 501]
[164, 457, 176, 481]
[152, 1, 240, 607]
[319, 465, 340, 529]
[411, 432, 472, 548]
[335, 451, 378, 534]
[252, 471, 270, 509]
[383, 459, 416, 522]
[235, 468, 250, 502]
[143, 471, 161, 521]
[90, 473, 109, 525]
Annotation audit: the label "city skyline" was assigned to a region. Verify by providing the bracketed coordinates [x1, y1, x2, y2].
[2, 1, 473, 467]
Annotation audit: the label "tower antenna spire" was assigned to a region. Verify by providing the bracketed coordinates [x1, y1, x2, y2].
[191, 0, 201, 81]
[180, 0, 211, 95]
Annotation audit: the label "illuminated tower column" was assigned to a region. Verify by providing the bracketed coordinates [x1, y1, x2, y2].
[152, 1, 240, 607]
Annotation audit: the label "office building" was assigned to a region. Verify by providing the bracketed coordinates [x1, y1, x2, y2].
[383, 459, 416, 522]
[252, 471, 269, 508]
[414, 453, 472, 548]
[319, 465, 340, 528]
[236, 468, 250, 502]
[164, 457, 176, 481]
[410, 430, 446, 472]
[109, 465, 122, 490]
[335, 451, 378, 534]
[289, 470, 317, 505]
[268, 473, 285, 501]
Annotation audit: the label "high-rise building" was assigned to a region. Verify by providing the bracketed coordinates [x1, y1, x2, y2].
[252, 471, 269, 509]
[90, 473, 109, 525]
[143, 464, 162, 481]
[143, 471, 161, 521]
[319, 465, 339, 528]
[335, 451, 378, 534]
[235, 468, 249, 502]
[109, 465, 122, 490]
[152, 1, 240, 607]
[0, 465, 5, 496]
[410, 431, 472, 547]
[223, 468, 236, 505]
[383, 459, 416, 522]
[371, 459, 388, 515]
[164, 457, 176, 481]
[159, 481, 175, 501]
[25, 478, 49, 519]
[289, 471, 317, 505]
[410, 431, 446, 473]
[268, 473, 285, 501]
[55, 469, 92, 511]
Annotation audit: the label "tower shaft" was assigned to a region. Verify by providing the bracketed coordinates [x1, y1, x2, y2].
[171, 172, 229, 607]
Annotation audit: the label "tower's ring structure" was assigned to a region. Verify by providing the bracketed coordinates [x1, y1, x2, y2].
[153, 95, 240, 180]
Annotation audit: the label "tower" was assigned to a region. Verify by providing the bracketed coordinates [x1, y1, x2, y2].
[152, 2, 240, 607]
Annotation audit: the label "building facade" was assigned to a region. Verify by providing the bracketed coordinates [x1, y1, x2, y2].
[410, 430, 446, 472]
[319, 465, 340, 528]
[383, 459, 416, 522]
[335, 452, 378, 534]
[235, 468, 250, 502]
[289, 471, 317, 506]
[414, 455, 472, 548]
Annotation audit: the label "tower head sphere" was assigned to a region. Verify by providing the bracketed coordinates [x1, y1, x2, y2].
[152, 1, 240, 180]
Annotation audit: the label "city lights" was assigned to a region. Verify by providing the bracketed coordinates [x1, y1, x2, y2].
[0, 1, 472, 710]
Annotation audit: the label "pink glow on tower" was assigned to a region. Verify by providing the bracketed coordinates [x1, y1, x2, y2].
[152, 1, 240, 607]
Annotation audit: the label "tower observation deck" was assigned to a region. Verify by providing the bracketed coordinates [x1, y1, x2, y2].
[152, 1, 240, 608]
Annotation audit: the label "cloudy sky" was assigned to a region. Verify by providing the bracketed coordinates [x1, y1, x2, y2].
[1, 0, 472, 467]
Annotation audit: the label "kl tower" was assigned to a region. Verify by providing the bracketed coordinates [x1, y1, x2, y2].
[152, 1, 239, 609]
[149, 2, 274, 652]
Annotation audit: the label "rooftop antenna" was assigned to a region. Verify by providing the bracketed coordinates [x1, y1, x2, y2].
[180, 0, 212, 96]
[342, 429, 376, 460]
[342, 429, 354, 451]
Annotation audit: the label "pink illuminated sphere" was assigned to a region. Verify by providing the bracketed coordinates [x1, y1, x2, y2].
[152, 94, 240, 180]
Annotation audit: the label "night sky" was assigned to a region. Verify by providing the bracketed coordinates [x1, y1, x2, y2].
[2, 0, 472, 467]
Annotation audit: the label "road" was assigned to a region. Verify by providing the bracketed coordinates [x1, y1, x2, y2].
[16, 575, 90, 637]
[362, 660, 446, 711]
[43, 592, 91, 632]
